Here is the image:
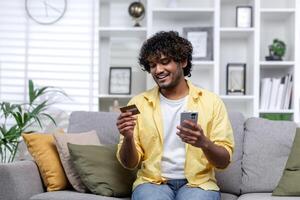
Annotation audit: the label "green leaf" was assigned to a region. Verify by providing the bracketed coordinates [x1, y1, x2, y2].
[30, 100, 48, 117]
[35, 86, 50, 97]
[29, 80, 35, 104]
[41, 113, 57, 126]
[12, 112, 24, 128]
[3, 142, 13, 153]
[33, 116, 43, 129]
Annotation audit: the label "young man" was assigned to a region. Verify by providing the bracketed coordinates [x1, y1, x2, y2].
[116, 31, 234, 200]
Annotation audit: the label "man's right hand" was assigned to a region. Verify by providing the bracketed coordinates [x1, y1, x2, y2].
[116, 111, 137, 138]
[116, 111, 139, 169]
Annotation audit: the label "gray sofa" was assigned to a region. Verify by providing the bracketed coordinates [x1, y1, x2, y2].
[1, 111, 299, 200]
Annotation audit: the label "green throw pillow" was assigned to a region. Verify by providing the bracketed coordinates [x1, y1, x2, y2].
[273, 128, 300, 196]
[68, 143, 137, 197]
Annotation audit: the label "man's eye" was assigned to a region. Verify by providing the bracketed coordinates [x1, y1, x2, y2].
[149, 63, 156, 68]
[161, 59, 170, 65]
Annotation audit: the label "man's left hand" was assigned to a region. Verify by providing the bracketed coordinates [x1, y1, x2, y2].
[176, 120, 209, 149]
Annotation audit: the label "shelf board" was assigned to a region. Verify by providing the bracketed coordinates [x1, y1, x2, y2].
[260, 61, 295, 69]
[99, 27, 147, 38]
[259, 109, 294, 114]
[152, 8, 214, 20]
[261, 9, 295, 20]
[192, 61, 214, 68]
[100, 0, 135, 3]
[98, 94, 134, 99]
[221, 95, 254, 102]
[261, 8, 296, 13]
[220, 28, 254, 39]
[152, 8, 214, 13]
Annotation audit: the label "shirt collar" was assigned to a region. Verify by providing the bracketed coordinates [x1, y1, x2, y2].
[142, 80, 203, 108]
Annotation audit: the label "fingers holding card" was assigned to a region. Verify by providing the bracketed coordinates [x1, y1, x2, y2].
[120, 104, 140, 115]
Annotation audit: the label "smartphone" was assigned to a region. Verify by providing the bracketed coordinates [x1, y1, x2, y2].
[180, 111, 198, 128]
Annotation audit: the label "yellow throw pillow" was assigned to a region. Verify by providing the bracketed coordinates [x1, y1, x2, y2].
[22, 130, 69, 191]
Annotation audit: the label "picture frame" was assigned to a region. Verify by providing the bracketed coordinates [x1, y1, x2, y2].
[236, 6, 253, 28]
[182, 27, 213, 61]
[226, 63, 246, 95]
[109, 67, 132, 95]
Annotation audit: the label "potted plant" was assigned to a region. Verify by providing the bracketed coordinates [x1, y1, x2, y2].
[0, 80, 66, 163]
[265, 39, 286, 61]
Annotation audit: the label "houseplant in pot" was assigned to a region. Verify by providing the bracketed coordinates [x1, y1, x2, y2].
[265, 38, 286, 61]
[0, 80, 66, 163]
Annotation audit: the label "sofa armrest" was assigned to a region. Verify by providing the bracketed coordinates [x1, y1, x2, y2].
[0, 160, 44, 200]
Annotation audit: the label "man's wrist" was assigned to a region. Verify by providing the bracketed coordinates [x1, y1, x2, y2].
[199, 137, 212, 151]
[124, 134, 134, 142]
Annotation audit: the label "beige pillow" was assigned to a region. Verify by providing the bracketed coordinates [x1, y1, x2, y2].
[54, 130, 101, 192]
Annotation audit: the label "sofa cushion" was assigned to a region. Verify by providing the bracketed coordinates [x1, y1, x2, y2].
[22, 131, 69, 192]
[241, 118, 297, 193]
[68, 143, 136, 197]
[221, 193, 238, 200]
[54, 130, 101, 193]
[238, 193, 300, 200]
[30, 190, 130, 200]
[216, 112, 245, 195]
[30, 191, 237, 200]
[272, 128, 300, 196]
[68, 111, 119, 144]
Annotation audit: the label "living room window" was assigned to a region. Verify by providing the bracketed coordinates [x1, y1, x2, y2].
[0, 0, 99, 112]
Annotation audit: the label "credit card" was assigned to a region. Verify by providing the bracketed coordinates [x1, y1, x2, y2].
[119, 104, 140, 115]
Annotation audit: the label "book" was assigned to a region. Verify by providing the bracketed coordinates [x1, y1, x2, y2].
[260, 78, 272, 110]
[283, 74, 293, 109]
[268, 78, 281, 109]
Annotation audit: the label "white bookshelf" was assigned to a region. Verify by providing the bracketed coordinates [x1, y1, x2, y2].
[97, 0, 300, 123]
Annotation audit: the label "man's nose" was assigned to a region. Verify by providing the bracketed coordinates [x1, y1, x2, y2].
[155, 63, 164, 74]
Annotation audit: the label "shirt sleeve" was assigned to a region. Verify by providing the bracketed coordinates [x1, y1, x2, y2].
[116, 98, 144, 170]
[209, 96, 235, 166]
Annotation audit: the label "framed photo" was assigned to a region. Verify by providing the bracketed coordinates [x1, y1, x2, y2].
[109, 67, 132, 95]
[236, 6, 253, 28]
[226, 63, 246, 95]
[183, 27, 213, 61]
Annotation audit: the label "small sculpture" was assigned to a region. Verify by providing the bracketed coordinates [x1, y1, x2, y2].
[128, 1, 145, 27]
[265, 39, 286, 61]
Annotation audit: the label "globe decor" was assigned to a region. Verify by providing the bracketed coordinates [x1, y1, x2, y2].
[0, 80, 67, 163]
[128, 1, 145, 27]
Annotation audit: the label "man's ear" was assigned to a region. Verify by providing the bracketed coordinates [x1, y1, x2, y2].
[181, 60, 188, 68]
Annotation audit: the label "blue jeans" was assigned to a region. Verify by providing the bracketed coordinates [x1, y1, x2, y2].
[132, 179, 220, 200]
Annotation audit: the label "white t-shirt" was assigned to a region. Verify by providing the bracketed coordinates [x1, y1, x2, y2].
[160, 93, 188, 179]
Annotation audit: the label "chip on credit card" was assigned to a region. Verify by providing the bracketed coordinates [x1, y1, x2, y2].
[119, 104, 140, 115]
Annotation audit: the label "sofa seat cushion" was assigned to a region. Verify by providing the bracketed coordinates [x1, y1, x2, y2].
[221, 193, 238, 200]
[238, 193, 300, 200]
[30, 191, 130, 200]
[242, 118, 297, 193]
[30, 191, 238, 200]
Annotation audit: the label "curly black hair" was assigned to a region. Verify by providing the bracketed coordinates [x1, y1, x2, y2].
[138, 31, 193, 77]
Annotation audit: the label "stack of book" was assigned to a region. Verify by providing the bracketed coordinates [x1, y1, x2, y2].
[260, 74, 293, 110]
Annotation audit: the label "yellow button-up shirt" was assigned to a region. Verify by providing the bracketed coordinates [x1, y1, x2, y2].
[117, 80, 234, 191]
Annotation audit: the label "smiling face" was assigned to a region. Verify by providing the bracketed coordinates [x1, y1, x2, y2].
[149, 55, 186, 90]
